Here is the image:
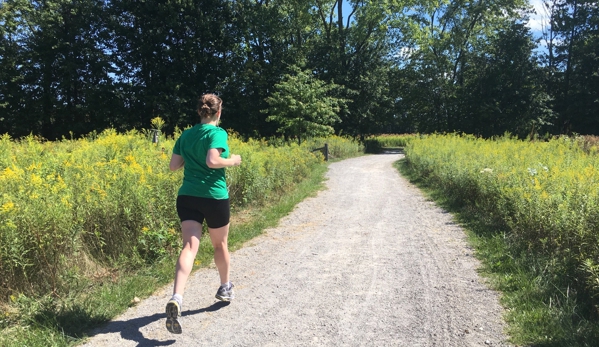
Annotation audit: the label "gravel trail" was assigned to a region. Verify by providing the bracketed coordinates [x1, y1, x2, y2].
[81, 153, 510, 347]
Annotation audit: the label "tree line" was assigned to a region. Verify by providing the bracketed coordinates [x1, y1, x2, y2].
[0, 0, 597, 140]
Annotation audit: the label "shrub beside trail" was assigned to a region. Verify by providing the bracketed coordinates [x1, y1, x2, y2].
[0, 130, 361, 303]
[404, 134, 599, 342]
[364, 134, 417, 153]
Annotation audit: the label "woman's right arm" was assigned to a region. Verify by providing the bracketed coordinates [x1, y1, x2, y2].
[170, 153, 185, 171]
[206, 148, 242, 169]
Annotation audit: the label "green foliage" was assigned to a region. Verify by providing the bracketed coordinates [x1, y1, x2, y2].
[309, 0, 400, 136]
[265, 135, 364, 160]
[300, 135, 364, 160]
[0, 130, 180, 298]
[264, 67, 346, 143]
[150, 117, 165, 131]
[0, 0, 119, 139]
[363, 134, 417, 153]
[541, 0, 599, 135]
[0, 132, 341, 346]
[0, 130, 358, 303]
[404, 134, 599, 344]
[1, 0, 599, 142]
[391, 0, 553, 137]
[226, 137, 321, 205]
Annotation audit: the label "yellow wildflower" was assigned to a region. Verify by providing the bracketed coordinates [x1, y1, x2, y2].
[1, 167, 18, 180]
[61, 197, 71, 208]
[130, 162, 142, 173]
[1, 201, 15, 213]
[30, 173, 43, 186]
[26, 162, 41, 171]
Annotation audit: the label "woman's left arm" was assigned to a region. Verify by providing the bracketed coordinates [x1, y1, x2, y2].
[169, 153, 185, 171]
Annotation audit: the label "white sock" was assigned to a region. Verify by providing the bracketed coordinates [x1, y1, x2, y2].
[172, 293, 183, 305]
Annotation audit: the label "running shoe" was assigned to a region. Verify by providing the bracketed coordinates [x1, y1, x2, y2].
[165, 297, 182, 334]
[215, 282, 235, 301]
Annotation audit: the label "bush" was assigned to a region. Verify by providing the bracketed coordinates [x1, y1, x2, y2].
[301, 135, 364, 160]
[404, 134, 599, 312]
[364, 134, 417, 153]
[0, 130, 344, 301]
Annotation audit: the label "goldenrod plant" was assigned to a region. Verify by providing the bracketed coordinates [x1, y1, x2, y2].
[403, 133, 599, 345]
[0, 130, 358, 302]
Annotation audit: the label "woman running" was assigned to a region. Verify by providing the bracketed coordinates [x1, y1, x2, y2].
[165, 93, 242, 334]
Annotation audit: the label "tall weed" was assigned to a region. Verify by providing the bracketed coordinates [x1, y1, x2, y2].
[0, 130, 333, 301]
[405, 134, 599, 322]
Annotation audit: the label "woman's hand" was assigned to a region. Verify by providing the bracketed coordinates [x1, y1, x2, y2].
[230, 154, 242, 166]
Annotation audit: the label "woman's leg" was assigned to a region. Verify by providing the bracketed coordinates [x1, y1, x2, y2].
[208, 223, 230, 285]
[173, 220, 202, 295]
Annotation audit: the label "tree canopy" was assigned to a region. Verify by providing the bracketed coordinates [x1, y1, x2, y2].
[264, 67, 344, 143]
[1, 0, 598, 139]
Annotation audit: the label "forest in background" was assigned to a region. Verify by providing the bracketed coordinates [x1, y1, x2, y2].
[1, 0, 598, 140]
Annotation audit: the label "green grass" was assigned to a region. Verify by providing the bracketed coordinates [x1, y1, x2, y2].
[0, 163, 329, 347]
[395, 158, 599, 347]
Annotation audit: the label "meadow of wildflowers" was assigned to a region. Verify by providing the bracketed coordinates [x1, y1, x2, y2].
[0, 129, 361, 302]
[404, 134, 599, 310]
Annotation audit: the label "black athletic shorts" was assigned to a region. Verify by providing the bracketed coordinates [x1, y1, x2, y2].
[176, 195, 230, 229]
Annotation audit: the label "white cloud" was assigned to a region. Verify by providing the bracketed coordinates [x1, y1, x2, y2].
[527, 0, 548, 33]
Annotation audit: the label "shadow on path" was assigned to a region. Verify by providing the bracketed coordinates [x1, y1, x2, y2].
[86, 301, 230, 347]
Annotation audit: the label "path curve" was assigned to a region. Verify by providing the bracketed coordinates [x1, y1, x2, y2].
[82, 153, 511, 347]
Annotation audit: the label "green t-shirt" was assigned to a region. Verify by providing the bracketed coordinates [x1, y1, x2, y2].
[172, 124, 229, 199]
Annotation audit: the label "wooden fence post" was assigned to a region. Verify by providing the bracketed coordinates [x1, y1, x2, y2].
[311, 143, 329, 161]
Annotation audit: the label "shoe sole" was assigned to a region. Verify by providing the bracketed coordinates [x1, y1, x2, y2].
[215, 294, 234, 302]
[165, 301, 182, 334]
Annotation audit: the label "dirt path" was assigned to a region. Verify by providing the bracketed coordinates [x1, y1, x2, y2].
[81, 153, 511, 347]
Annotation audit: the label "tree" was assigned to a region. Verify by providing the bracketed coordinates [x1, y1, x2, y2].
[0, 0, 119, 139]
[220, 0, 319, 137]
[389, 0, 548, 136]
[540, 0, 599, 134]
[458, 21, 554, 137]
[0, 0, 28, 136]
[108, 0, 239, 132]
[264, 67, 345, 143]
[308, 0, 399, 137]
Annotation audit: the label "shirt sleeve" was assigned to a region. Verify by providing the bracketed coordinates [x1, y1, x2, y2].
[173, 136, 181, 155]
[210, 128, 228, 154]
